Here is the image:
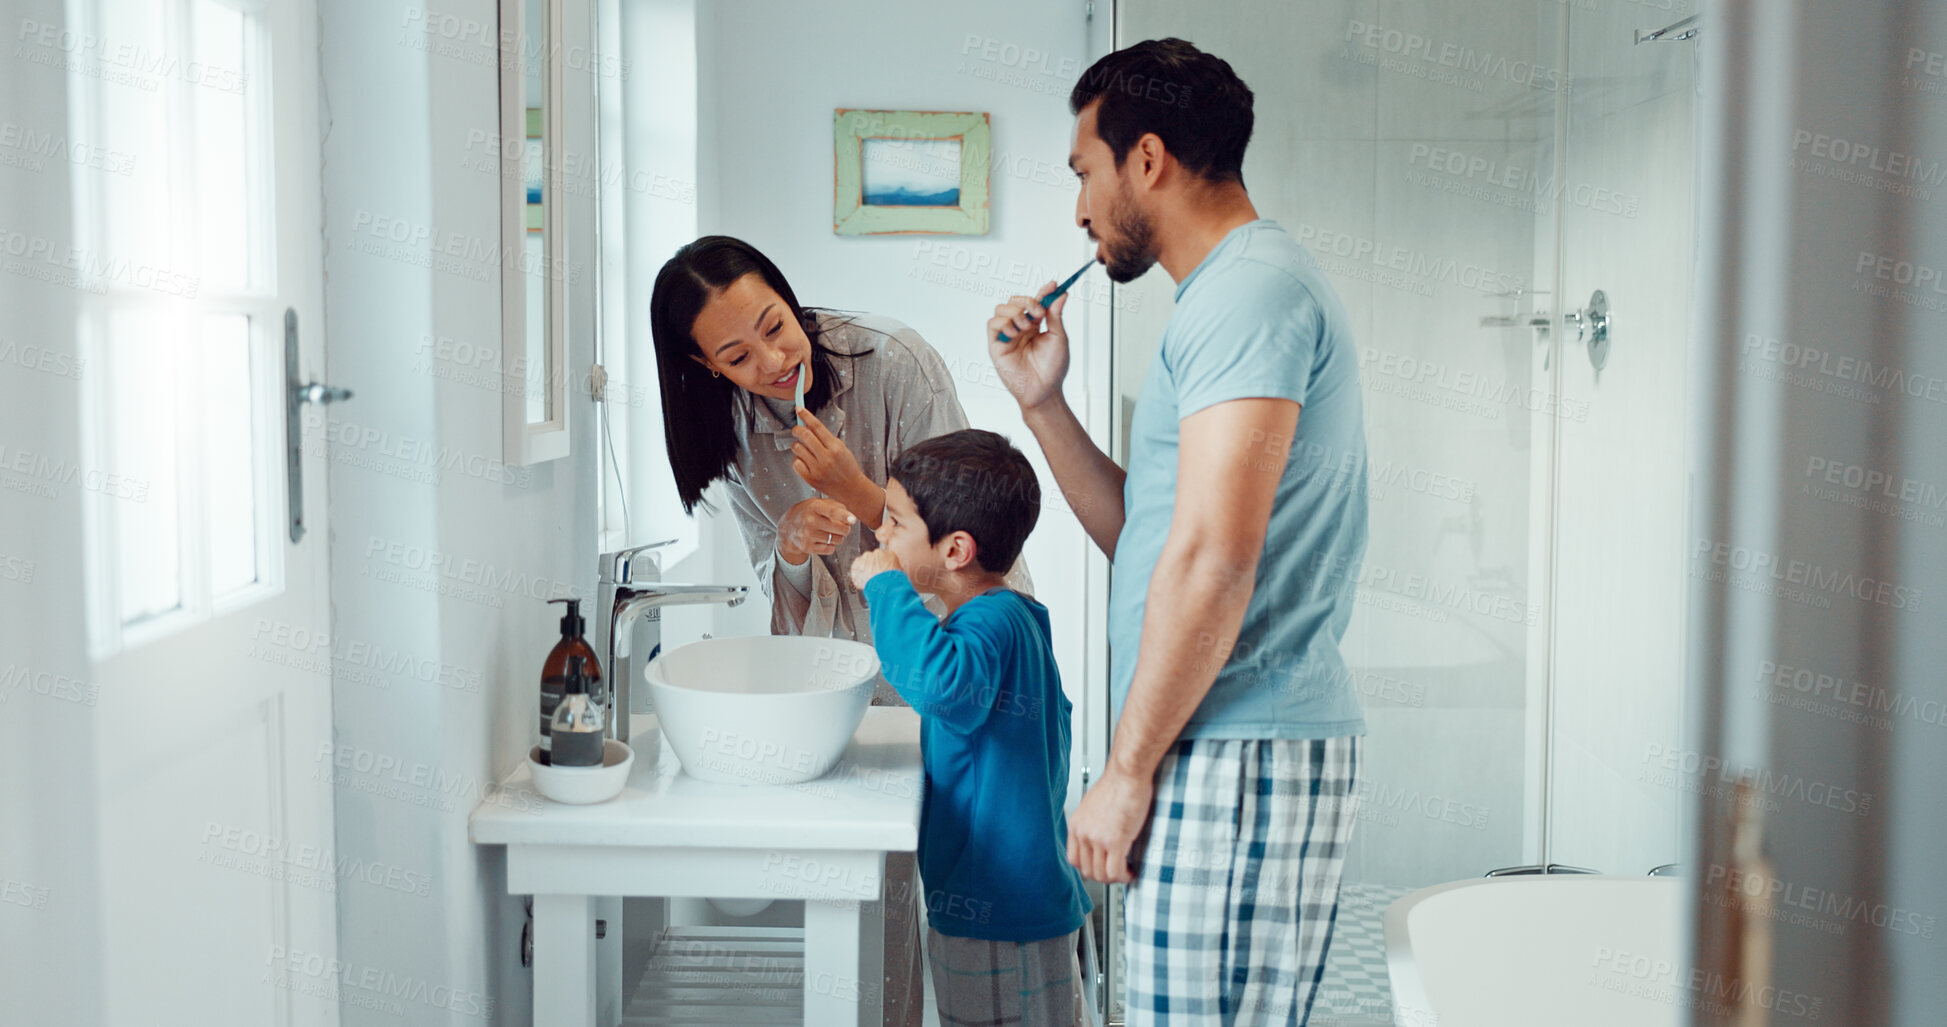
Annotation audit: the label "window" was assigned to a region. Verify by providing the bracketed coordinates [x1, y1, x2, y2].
[71, 0, 278, 656]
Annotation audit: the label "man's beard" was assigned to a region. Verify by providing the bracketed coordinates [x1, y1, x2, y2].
[1101, 178, 1159, 284]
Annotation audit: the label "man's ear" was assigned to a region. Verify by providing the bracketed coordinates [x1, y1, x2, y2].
[941, 530, 980, 572]
[1133, 132, 1168, 189]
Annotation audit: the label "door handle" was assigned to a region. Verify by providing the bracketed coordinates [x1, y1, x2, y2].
[285, 308, 353, 543]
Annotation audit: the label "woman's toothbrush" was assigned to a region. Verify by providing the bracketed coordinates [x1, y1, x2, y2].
[794, 360, 808, 425]
[997, 259, 1095, 343]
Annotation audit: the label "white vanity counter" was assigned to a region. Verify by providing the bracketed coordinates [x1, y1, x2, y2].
[470, 707, 923, 1027]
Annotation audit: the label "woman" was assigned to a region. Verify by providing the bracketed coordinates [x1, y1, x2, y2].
[650, 235, 1021, 1027]
[652, 236, 1026, 649]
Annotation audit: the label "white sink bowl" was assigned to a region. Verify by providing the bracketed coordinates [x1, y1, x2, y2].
[645, 635, 878, 785]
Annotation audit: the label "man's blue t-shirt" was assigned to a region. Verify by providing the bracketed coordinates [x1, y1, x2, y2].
[863, 572, 1092, 942]
[1109, 219, 1369, 740]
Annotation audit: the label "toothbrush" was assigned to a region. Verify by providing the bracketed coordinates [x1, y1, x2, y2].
[997, 259, 1095, 343]
[794, 360, 808, 425]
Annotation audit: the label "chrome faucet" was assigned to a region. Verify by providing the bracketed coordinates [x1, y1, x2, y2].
[596, 541, 748, 743]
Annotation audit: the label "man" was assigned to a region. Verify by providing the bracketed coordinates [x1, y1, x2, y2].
[986, 38, 1369, 1025]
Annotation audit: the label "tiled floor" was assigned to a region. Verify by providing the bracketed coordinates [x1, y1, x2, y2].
[916, 882, 1410, 1026]
[1311, 882, 1412, 1027]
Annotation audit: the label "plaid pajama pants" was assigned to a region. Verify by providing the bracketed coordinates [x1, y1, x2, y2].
[1123, 736, 1360, 1026]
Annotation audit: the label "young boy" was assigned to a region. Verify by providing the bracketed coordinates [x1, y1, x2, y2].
[848, 428, 1092, 1027]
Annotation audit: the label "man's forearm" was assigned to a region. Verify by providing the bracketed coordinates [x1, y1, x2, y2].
[1022, 396, 1127, 556]
[1105, 540, 1258, 781]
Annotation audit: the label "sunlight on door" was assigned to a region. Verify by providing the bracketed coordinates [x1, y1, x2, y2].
[76, 0, 278, 657]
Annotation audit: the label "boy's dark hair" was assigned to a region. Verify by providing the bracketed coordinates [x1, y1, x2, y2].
[889, 429, 1040, 573]
[1069, 38, 1254, 185]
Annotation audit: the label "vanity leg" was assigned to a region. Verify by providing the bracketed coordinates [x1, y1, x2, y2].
[803, 897, 873, 1027]
[533, 893, 597, 1027]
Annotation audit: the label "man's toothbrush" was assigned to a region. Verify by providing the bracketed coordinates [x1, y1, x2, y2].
[997, 258, 1095, 343]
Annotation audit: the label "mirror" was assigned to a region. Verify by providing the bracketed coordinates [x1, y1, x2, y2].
[501, 0, 569, 464]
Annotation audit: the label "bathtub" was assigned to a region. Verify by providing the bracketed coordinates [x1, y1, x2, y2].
[1384, 874, 1685, 1027]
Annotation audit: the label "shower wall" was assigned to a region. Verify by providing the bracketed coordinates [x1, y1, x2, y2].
[1114, 0, 1693, 891]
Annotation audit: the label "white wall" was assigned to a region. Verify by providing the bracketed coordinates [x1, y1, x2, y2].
[1543, 7, 1695, 876]
[320, 1, 599, 1023]
[640, 0, 1109, 731]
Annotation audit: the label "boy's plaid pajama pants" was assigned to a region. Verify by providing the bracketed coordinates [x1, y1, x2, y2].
[1122, 735, 1361, 1026]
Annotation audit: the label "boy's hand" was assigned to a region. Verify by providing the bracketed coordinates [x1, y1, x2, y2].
[848, 549, 903, 591]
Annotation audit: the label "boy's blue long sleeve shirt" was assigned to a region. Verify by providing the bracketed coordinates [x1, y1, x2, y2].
[862, 570, 1092, 943]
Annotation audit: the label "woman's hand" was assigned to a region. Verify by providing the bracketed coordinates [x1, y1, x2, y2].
[988, 287, 1071, 413]
[848, 549, 903, 591]
[791, 409, 884, 526]
[776, 497, 856, 566]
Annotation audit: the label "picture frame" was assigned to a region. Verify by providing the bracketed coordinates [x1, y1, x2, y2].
[833, 109, 991, 236]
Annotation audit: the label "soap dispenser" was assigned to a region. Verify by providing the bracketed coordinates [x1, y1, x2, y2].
[539, 598, 604, 765]
[548, 655, 606, 767]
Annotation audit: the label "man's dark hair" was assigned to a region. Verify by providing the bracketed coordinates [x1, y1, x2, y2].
[889, 429, 1040, 573]
[1069, 38, 1254, 185]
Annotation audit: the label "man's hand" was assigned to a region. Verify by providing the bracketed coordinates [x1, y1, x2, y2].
[1067, 765, 1154, 884]
[988, 286, 1071, 412]
[848, 548, 903, 591]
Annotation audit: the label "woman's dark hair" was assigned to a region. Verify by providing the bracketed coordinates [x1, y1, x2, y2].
[1069, 38, 1255, 185]
[650, 235, 847, 513]
[889, 429, 1040, 573]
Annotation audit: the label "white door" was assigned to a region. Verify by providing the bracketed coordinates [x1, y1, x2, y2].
[68, 0, 341, 1023]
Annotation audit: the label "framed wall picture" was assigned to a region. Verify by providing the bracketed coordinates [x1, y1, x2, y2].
[834, 109, 991, 236]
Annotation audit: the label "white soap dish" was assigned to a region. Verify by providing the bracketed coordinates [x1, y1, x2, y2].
[527, 741, 633, 804]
